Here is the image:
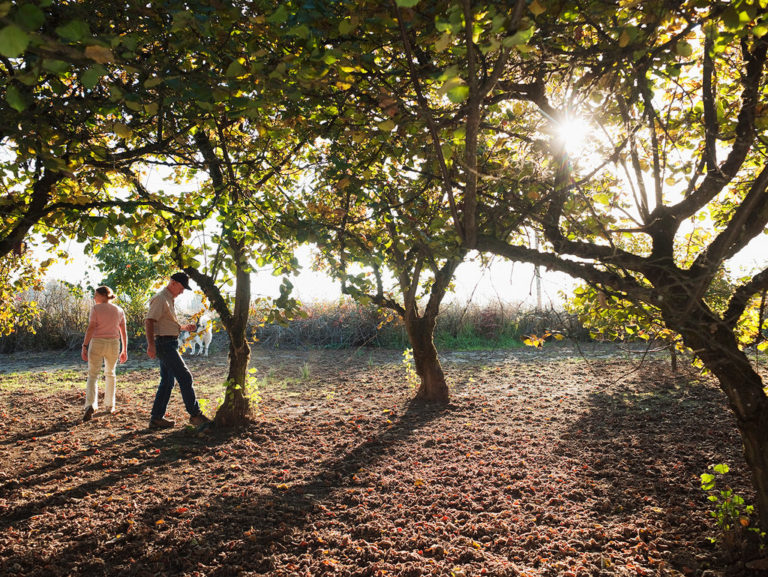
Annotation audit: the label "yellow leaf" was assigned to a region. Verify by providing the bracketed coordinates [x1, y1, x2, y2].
[618, 30, 631, 47]
[529, 0, 546, 16]
[84, 45, 114, 64]
[113, 122, 132, 139]
[435, 32, 451, 52]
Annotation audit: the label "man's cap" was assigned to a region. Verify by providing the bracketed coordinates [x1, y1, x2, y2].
[171, 272, 191, 289]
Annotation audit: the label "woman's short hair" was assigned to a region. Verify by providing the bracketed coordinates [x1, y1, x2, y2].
[95, 285, 116, 300]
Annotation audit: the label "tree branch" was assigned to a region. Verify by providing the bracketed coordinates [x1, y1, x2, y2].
[724, 267, 768, 329]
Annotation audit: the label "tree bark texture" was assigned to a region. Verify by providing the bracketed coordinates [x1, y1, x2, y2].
[213, 261, 252, 428]
[663, 301, 768, 530]
[404, 312, 449, 404]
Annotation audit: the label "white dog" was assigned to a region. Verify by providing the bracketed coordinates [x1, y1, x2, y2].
[178, 317, 213, 356]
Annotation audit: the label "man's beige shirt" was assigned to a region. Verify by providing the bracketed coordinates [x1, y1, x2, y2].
[145, 287, 181, 337]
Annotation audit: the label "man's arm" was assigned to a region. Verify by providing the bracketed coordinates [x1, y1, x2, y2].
[145, 318, 157, 359]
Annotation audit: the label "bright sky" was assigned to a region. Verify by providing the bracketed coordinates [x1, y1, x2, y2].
[34, 114, 767, 312]
[41, 241, 574, 312]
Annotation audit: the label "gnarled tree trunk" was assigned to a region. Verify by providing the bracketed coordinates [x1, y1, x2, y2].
[185, 249, 253, 428]
[214, 256, 252, 428]
[664, 302, 768, 530]
[404, 310, 449, 403]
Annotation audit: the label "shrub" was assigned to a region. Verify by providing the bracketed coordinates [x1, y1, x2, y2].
[249, 298, 586, 350]
[0, 281, 90, 352]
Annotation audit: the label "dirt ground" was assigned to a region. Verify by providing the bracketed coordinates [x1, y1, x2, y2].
[0, 343, 764, 576]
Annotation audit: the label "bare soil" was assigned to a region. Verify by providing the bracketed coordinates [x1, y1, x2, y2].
[0, 344, 762, 576]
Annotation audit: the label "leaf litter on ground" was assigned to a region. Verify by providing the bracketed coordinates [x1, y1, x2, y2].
[0, 344, 761, 576]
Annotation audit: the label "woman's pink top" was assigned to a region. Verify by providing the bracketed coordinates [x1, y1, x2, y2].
[89, 303, 126, 339]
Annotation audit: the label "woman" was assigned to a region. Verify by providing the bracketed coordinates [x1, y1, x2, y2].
[81, 285, 128, 422]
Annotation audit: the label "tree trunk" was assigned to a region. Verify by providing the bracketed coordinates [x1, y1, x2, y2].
[404, 312, 449, 403]
[669, 344, 677, 372]
[216, 337, 251, 428]
[214, 259, 252, 428]
[666, 305, 768, 530]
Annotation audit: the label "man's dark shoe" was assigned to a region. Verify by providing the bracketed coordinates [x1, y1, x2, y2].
[189, 414, 212, 427]
[149, 417, 175, 429]
[83, 406, 94, 423]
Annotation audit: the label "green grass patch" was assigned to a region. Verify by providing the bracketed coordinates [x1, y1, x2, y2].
[0, 369, 85, 393]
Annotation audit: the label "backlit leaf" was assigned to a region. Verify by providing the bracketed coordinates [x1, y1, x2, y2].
[447, 84, 469, 103]
[0, 25, 30, 57]
[5, 84, 27, 111]
[84, 45, 114, 64]
[56, 20, 90, 42]
[16, 4, 45, 30]
[81, 66, 104, 90]
[529, 0, 546, 16]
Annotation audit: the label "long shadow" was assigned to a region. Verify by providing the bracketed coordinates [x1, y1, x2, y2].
[108, 398, 448, 576]
[0, 425, 228, 529]
[556, 364, 749, 567]
[0, 397, 448, 575]
[0, 416, 73, 446]
[0, 412, 142, 491]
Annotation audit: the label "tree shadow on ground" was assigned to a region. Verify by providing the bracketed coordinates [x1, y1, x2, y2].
[119, 398, 448, 576]
[0, 425, 228, 530]
[559, 363, 751, 571]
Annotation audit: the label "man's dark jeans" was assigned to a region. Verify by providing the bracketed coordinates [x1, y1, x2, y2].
[151, 336, 201, 419]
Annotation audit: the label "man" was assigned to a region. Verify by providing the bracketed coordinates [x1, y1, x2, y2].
[145, 272, 211, 429]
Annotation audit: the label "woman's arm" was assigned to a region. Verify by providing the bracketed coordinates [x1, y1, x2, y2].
[119, 313, 128, 363]
[81, 317, 95, 362]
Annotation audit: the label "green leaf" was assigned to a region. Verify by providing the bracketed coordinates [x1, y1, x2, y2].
[93, 219, 108, 238]
[55, 20, 90, 42]
[5, 84, 27, 111]
[447, 84, 469, 103]
[78, 69, 101, 91]
[42, 59, 69, 73]
[713, 463, 730, 475]
[396, 0, 419, 6]
[676, 41, 693, 57]
[225, 60, 247, 78]
[435, 32, 451, 52]
[267, 5, 289, 24]
[0, 25, 30, 57]
[503, 26, 533, 47]
[722, 7, 740, 30]
[16, 4, 45, 30]
[144, 77, 163, 88]
[338, 19, 354, 35]
[289, 24, 310, 39]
